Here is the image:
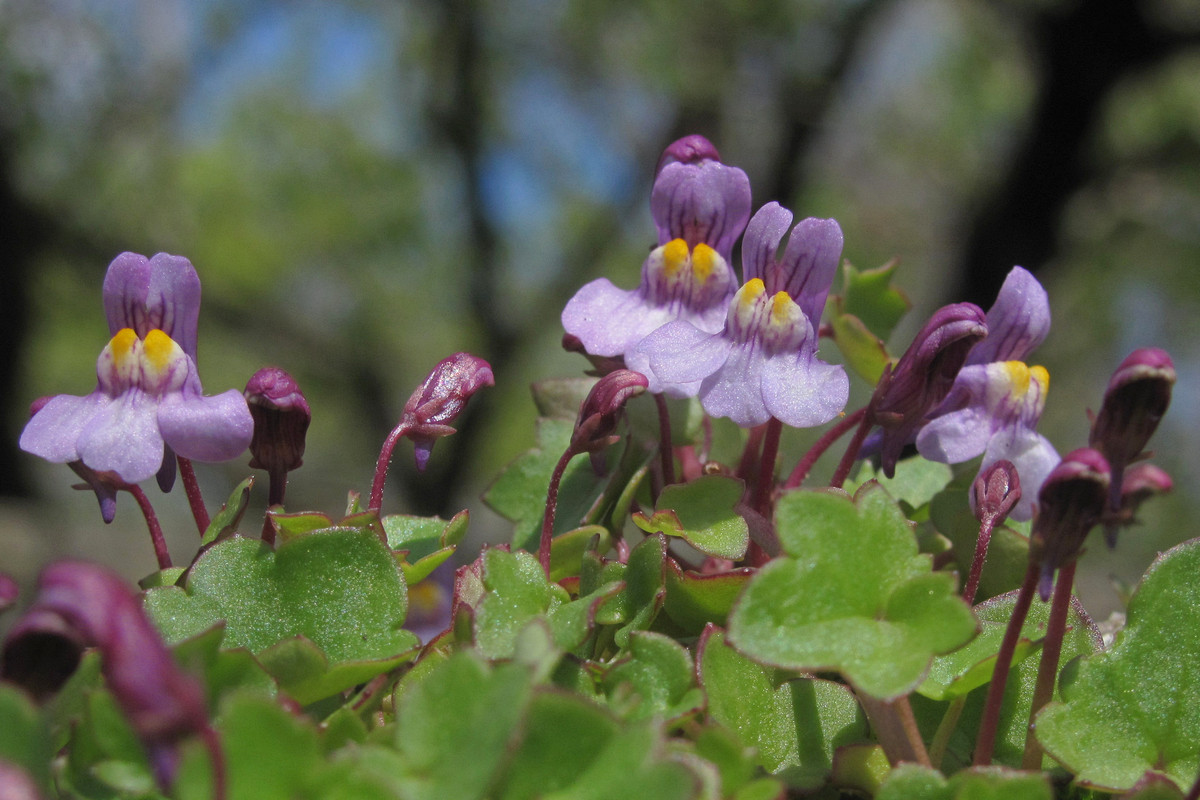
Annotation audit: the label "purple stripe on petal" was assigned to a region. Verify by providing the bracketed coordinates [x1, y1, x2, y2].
[967, 266, 1050, 365]
[778, 217, 843, 325]
[741, 202, 793, 286]
[650, 161, 751, 260]
[158, 389, 253, 462]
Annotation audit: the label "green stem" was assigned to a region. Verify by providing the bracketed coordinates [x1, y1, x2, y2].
[1022, 560, 1077, 769]
[929, 696, 967, 770]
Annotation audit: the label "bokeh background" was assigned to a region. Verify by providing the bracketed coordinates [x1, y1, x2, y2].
[2, 0, 1198, 619]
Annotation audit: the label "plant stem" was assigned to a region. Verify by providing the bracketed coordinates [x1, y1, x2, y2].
[829, 405, 874, 489]
[974, 561, 1039, 766]
[260, 467, 288, 545]
[653, 393, 676, 487]
[859, 694, 931, 767]
[753, 418, 783, 517]
[928, 696, 967, 770]
[736, 423, 766, 481]
[784, 406, 867, 490]
[963, 516, 997, 605]
[1022, 560, 1077, 769]
[369, 421, 411, 513]
[128, 485, 172, 570]
[201, 726, 227, 800]
[177, 456, 211, 534]
[540, 447, 577, 577]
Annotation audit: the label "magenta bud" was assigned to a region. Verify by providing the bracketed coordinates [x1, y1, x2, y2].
[0, 573, 17, 613]
[403, 353, 495, 471]
[245, 368, 311, 475]
[873, 302, 988, 476]
[1089, 348, 1174, 470]
[655, 134, 721, 175]
[571, 369, 650, 465]
[1030, 448, 1111, 600]
[1, 563, 208, 787]
[973, 459, 1021, 527]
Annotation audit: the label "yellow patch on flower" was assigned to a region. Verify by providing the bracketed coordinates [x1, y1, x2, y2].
[109, 328, 140, 369]
[691, 243, 719, 284]
[661, 238, 690, 279]
[142, 329, 179, 373]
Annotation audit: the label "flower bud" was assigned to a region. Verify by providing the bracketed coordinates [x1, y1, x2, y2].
[1029, 448, 1110, 600]
[571, 370, 649, 472]
[245, 368, 311, 475]
[1101, 462, 1173, 547]
[873, 302, 988, 476]
[403, 353, 494, 471]
[973, 459, 1021, 527]
[1, 562, 208, 787]
[1089, 349, 1174, 480]
[655, 134, 721, 175]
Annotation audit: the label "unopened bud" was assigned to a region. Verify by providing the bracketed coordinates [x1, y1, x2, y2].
[1030, 448, 1110, 600]
[1101, 462, 1173, 547]
[1089, 348, 1174, 474]
[403, 353, 494, 471]
[571, 370, 649, 471]
[873, 302, 988, 476]
[973, 459, 1021, 527]
[655, 134, 720, 175]
[245, 368, 311, 475]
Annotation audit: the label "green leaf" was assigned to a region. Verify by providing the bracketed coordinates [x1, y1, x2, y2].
[0, 685, 54, 792]
[698, 626, 868, 790]
[486, 418, 612, 551]
[144, 529, 417, 704]
[851, 458, 955, 513]
[1035, 537, 1200, 792]
[592, 534, 668, 648]
[170, 624, 277, 705]
[877, 764, 1052, 800]
[631, 476, 749, 560]
[662, 559, 755, 635]
[384, 509, 468, 584]
[601, 631, 703, 723]
[728, 484, 978, 699]
[530, 377, 597, 419]
[201, 476, 255, 545]
[840, 258, 911, 341]
[829, 310, 891, 384]
[537, 720, 700, 800]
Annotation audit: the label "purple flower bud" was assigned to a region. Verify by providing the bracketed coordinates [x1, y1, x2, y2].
[655, 134, 721, 175]
[872, 302, 988, 476]
[1, 563, 208, 786]
[402, 353, 494, 471]
[1030, 448, 1111, 600]
[1089, 348, 1174, 502]
[973, 459, 1021, 527]
[571, 370, 649, 469]
[245, 368, 311, 478]
[1100, 462, 1173, 548]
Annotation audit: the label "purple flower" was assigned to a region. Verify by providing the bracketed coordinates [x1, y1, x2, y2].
[636, 206, 848, 428]
[1, 562, 209, 787]
[1029, 448, 1110, 599]
[917, 361, 1057, 521]
[561, 136, 751, 387]
[19, 254, 253, 488]
[916, 266, 1056, 519]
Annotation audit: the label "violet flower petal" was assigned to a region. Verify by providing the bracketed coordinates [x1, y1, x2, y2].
[561, 279, 676, 358]
[761, 350, 850, 429]
[650, 159, 752, 259]
[777, 217, 844, 325]
[75, 391, 166, 484]
[741, 202, 794, 286]
[19, 393, 112, 464]
[966, 266, 1049, 366]
[103, 253, 202, 361]
[915, 403, 995, 463]
[158, 389, 254, 463]
[638, 320, 733, 395]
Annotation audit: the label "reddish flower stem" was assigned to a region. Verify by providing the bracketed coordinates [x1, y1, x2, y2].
[737, 424, 766, 482]
[1022, 560, 1077, 769]
[177, 456, 211, 535]
[540, 447, 577, 578]
[128, 485, 172, 570]
[369, 421, 412, 513]
[753, 418, 784, 517]
[653, 393, 676, 487]
[785, 406, 868, 490]
[974, 561, 1039, 766]
[963, 516, 997, 605]
[201, 726, 227, 800]
[829, 405, 875, 489]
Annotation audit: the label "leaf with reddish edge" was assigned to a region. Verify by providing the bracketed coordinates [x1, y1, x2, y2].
[662, 560, 755, 635]
[601, 631, 703, 724]
[632, 475, 749, 560]
[728, 483, 977, 699]
[698, 626, 867, 790]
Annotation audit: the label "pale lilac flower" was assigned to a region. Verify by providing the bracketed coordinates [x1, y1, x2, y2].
[916, 266, 1057, 519]
[562, 136, 751, 386]
[916, 361, 1057, 521]
[19, 254, 253, 488]
[637, 206, 848, 428]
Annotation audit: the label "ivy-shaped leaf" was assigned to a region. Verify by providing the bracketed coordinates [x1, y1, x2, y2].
[839, 258, 911, 341]
[0, 685, 54, 794]
[662, 560, 755, 635]
[1035, 538, 1200, 792]
[201, 476, 255, 545]
[632, 476, 749, 560]
[728, 484, 978, 699]
[601, 631, 703, 724]
[850, 458, 954, 515]
[144, 529, 417, 705]
[590, 534, 668, 648]
[384, 509, 468, 584]
[698, 626, 868, 790]
[829, 310, 891, 384]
